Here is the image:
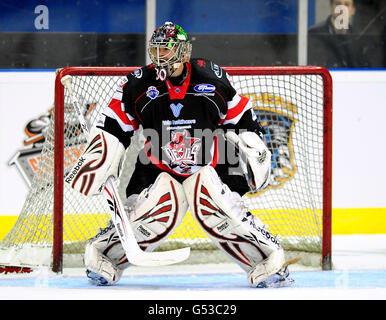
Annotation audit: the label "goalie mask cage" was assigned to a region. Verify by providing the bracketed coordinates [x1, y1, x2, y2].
[0, 66, 332, 274]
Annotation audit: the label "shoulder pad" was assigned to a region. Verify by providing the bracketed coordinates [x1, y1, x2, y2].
[127, 65, 155, 82]
[122, 65, 157, 94]
[190, 58, 230, 83]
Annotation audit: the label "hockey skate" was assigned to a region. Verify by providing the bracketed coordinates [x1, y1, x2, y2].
[250, 257, 299, 288]
[86, 269, 111, 286]
[253, 265, 294, 288]
[84, 220, 127, 286]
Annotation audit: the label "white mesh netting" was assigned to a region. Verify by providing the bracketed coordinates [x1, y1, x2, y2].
[0, 68, 330, 269]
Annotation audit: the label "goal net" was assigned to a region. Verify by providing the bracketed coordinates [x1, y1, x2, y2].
[0, 66, 332, 273]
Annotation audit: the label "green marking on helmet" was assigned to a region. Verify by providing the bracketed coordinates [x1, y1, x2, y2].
[165, 24, 187, 48]
[167, 39, 174, 48]
[175, 24, 188, 39]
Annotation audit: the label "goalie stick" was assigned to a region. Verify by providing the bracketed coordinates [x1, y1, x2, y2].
[61, 75, 190, 267]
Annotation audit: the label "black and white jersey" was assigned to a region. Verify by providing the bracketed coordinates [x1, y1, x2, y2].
[97, 58, 264, 177]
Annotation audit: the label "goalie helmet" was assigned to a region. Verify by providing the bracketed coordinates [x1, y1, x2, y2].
[148, 22, 192, 78]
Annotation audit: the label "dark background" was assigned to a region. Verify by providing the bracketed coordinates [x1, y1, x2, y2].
[0, 0, 384, 69]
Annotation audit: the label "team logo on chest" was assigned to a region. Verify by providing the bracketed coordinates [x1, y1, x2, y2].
[162, 130, 201, 171]
[170, 103, 184, 117]
[146, 86, 159, 100]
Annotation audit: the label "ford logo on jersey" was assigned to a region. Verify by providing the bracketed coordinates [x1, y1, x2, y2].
[194, 84, 216, 93]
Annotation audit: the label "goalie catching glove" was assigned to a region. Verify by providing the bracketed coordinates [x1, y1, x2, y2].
[65, 127, 125, 196]
[225, 131, 271, 192]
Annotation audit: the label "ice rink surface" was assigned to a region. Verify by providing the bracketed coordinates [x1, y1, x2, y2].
[0, 235, 385, 301]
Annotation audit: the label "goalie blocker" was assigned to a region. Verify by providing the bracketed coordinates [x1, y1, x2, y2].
[64, 126, 125, 196]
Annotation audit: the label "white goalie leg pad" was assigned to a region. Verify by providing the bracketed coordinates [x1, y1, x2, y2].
[183, 165, 285, 283]
[84, 172, 188, 285]
[65, 126, 125, 196]
[84, 221, 129, 285]
[127, 172, 188, 252]
[225, 131, 271, 192]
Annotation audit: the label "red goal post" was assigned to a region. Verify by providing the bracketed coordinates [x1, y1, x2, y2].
[44, 66, 332, 272]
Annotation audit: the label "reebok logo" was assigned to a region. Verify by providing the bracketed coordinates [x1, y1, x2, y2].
[137, 225, 151, 238]
[256, 226, 281, 248]
[65, 157, 85, 183]
[216, 221, 229, 232]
